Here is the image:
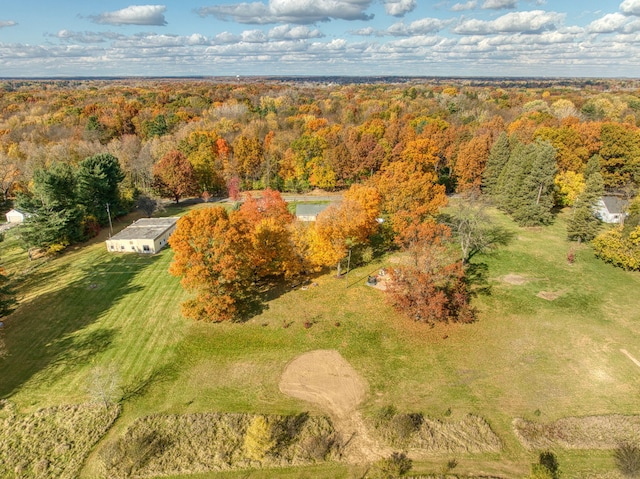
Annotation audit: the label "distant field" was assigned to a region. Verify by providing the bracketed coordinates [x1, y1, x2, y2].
[1, 205, 639, 478]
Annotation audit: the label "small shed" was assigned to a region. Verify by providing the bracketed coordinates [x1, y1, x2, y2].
[595, 196, 629, 224]
[5, 208, 27, 224]
[295, 203, 329, 222]
[106, 217, 179, 254]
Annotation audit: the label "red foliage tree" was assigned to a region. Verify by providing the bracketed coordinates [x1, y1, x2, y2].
[152, 150, 199, 204]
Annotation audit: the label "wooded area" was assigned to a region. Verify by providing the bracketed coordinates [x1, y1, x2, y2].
[1, 78, 640, 321]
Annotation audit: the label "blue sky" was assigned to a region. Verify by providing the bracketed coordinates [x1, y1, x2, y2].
[0, 0, 639, 77]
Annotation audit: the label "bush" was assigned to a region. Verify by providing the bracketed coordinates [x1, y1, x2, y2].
[244, 416, 276, 461]
[367, 452, 412, 479]
[615, 442, 640, 478]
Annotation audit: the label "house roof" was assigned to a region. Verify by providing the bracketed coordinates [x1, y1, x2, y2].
[109, 217, 178, 241]
[295, 203, 329, 217]
[601, 196, 628, 215]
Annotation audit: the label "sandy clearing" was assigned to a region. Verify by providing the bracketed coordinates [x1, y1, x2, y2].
[279, 349, 391, 463]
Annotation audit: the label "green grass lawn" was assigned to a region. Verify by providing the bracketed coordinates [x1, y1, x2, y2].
[1, 205, 639, 478]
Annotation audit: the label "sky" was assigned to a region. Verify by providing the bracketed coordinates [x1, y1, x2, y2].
[1, 0, 640, 77]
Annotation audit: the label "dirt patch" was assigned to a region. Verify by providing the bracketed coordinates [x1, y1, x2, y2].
[279, 350, 390, 463]
[536, 290, 564, 301]
[502, 274, 529, 285]
[513, 415, 640, 450]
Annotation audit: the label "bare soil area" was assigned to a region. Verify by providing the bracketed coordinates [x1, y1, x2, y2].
[279, 349, 391, 463]
[502, 274, 529, 285]
[536, 290, 565, 301]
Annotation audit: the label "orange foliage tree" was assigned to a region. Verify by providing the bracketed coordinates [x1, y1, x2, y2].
[308, 184, 381, 275]
[238, 189, 302, 279]
[169, 207, 254, 321]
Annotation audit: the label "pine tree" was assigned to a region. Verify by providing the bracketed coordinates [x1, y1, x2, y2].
[567, 172, 604, 242]
[511, 141, 557, 226]
[496, 141, 530, 214]
[482, 132, 511, 197]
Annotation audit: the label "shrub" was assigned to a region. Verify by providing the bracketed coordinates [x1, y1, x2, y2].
[529, 451, 559, 479]
[244, 416, 276, 461]
[368, 452, 412, 479]
[614, 442, 640, 478]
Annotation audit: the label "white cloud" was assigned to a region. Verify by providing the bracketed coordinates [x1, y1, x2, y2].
[268, 24, 324, 40]
[241, 30, 267, 42]
[481, 0, 517, 10]
[350, 26, 378, 36]
[387, 18, 448, 36]
[90, 5, 168, 26]
[620, 0, 640, 15]
[50, 30, 125, 43]
[197, 0, 374, 25]
[0, 21, 17, 28]
[452, 1, 477, 12]
[587, 13, 629, 33]
[454, 10, 564, 34]
[384, 0, 416, 17]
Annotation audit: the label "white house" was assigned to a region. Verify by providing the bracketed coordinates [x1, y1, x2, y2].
[106, 217, 179, 254]
[5, 208, 28, 224]
[595, 196, 629, 224]
[295, 203, 330, 222]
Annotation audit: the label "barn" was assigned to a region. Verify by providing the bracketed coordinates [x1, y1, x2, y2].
[106, 217, 179, 254]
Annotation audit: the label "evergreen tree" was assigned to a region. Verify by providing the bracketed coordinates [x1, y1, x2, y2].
[567, 172, 604, 242]
[583, 154, 601, 180]
[482, 132, 511, 197]
[76, 153, 126, 225]
[16, 163, 85, 250]
[511, 141, 557, 226]
[496, 140, 530, 214]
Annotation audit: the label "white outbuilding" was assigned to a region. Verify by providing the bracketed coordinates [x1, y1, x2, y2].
[5, 208, 28, 224]
[106, 217, 179, 254]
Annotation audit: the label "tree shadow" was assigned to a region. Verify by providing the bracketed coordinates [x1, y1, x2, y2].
[0, 254, 158, 398]
[465, 262, 492, 296]
[233, 271, 326, 323]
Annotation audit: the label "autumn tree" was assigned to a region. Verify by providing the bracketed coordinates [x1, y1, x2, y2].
[599, 123, 640, 189]
[592, 225, 640, 271]
[308, 184, 381, 275]
[386, 221, 474, 325]
[455, 134, 492, 194]
[372, 138, 447, 234]
[152, 150, 199, 204]
[238, 189, 301, 279]
[169, 207, 254, 321]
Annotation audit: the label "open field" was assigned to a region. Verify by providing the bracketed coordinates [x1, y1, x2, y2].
[1, 204, 639, 478]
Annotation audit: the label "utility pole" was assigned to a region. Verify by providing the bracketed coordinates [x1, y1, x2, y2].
[106, 203, 113, 237]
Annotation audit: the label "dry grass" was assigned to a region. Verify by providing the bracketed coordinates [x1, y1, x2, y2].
[371, 409, 501, 455]
[513, 415, 640, 450]
[97, 412, 338, 478]
[0, 400, 120, 478]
